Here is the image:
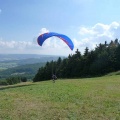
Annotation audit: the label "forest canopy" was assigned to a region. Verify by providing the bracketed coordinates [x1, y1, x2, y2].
[33, 39, 120, 82]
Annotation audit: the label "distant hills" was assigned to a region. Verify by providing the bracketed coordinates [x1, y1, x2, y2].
[0, 54, 65, 79]
[0, 54, 63, 62]
[0, 62, 46, 79]
[0, 54, 65, 69]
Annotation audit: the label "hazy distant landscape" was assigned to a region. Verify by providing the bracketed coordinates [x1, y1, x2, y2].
[0, 54, 63, 61]
[0, 54, 64, 79]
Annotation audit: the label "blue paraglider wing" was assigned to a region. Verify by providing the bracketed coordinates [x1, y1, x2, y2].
[37, 32, 74, 50]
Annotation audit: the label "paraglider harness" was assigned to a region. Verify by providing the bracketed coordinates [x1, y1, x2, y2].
[51, 60, 57, 83]
[52, 74, 57, 83]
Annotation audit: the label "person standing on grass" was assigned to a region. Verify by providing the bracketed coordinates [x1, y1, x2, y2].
[52, 74, 57, 83]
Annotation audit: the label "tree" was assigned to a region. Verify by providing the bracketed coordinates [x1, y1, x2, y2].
[84, 47, 89, 57]
[6, 76, 21, 85]
[115, 44, 120, 70]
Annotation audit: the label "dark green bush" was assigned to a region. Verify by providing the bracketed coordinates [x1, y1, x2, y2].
[21, 77, 27, 82]
[0, 80, 8, 85]
[6, 76, 21, 85]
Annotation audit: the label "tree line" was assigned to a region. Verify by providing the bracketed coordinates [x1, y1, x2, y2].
[33, 39, 120, 82]
[0, 76, 27, 85]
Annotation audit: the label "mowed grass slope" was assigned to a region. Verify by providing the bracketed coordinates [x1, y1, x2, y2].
[0, 76, 120, 120]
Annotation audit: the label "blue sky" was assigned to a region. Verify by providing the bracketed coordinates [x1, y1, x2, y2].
[0, 0, 120, 56]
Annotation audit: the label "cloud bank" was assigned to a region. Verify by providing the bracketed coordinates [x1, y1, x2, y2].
[0, 22, 120, 55]
[0, 38, 38, 54]
[74, 22, 120, 53]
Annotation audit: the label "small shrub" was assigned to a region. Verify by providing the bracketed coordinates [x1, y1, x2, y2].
[21, 77, 27, 82]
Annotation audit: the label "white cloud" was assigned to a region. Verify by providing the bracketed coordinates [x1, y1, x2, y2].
[39, 28, 49, 35]
[76, 22, 120, 53]
[0, 39, 38, 54]
[0, 40, 32, 49]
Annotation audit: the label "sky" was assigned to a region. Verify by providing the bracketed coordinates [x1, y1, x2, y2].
[0, 0, 120, 56]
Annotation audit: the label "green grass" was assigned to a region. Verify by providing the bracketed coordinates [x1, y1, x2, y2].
[0, 76, 120, 120]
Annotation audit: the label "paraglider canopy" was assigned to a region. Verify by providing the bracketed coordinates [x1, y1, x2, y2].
[37, 32, 74, 50]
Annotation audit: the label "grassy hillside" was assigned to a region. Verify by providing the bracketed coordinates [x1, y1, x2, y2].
[0, 76, 119, 120]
